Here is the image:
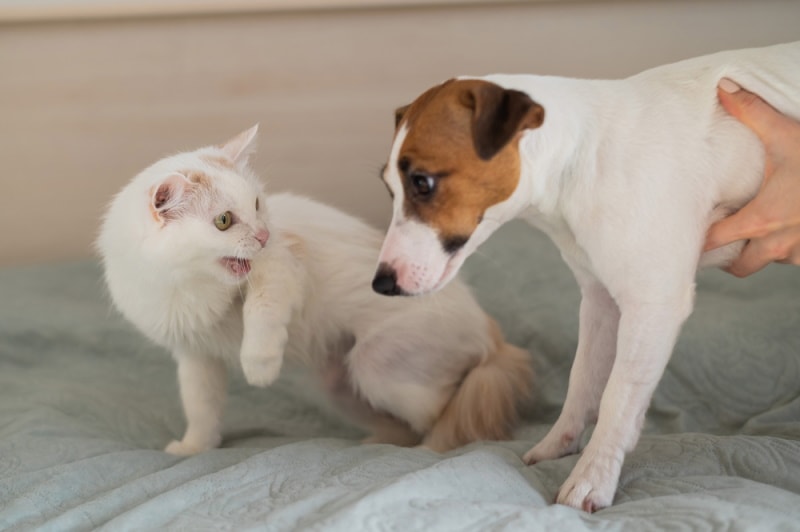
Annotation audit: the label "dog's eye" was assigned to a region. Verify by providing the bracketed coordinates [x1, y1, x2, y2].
[411, 173, 436, 198]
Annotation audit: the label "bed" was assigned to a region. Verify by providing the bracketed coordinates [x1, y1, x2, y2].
[2, 220, 799, 530]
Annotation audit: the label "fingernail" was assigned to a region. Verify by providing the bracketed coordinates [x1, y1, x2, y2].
[718, 78, 741, 93]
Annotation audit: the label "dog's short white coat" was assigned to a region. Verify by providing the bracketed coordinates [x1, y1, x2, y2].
[378, 41, 800, 510]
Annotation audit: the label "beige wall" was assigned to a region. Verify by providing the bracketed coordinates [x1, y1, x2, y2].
[1, 0, 799, 266]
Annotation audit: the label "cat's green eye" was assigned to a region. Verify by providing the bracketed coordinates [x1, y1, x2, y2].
[214, 211, 233, 231]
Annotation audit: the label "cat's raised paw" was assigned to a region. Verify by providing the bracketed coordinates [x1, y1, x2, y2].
[242, 355, 283, 387]
[240, 325, 287, 387]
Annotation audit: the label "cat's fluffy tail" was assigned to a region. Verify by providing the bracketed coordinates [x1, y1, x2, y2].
[423, 318, 533, 452]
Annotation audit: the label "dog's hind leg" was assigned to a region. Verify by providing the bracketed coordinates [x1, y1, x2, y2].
[524, 281, 619, 464]
[555, 285, 695, 512]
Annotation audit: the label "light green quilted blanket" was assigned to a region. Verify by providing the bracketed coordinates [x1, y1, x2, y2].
[1, 221, 799, 530]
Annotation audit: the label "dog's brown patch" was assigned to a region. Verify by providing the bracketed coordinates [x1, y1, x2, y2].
[392, 79, 544, 246]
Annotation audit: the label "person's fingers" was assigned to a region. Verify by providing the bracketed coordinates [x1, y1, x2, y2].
[717, 78, 784, 145]
[725, 239, 775, 277]
[773, 228, 800, 266]
[725, 227, 800, 276]
[704, 203, 766, 251]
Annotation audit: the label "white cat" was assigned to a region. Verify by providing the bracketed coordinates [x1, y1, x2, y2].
[97, 126, 533, 455]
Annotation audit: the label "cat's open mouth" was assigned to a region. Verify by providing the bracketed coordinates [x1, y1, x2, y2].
[220, 257, 251, 277]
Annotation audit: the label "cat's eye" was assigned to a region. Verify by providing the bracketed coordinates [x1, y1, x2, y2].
[214, 211, 233, 231]
[255, 197, 260, 211]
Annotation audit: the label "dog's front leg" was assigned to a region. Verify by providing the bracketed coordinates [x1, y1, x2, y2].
[524, 282, 619, 464]
[556, 295, 693, 512]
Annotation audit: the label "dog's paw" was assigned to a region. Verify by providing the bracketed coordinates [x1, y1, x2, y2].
[555, 447, 621, 512]
[523, 426, 580, 464]
[164, 436, 219, 456]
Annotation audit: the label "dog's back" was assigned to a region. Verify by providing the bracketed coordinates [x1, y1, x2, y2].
[636, 41, 800, 119]
[528, 41, 800, 269]
[630, 41, 800, 267]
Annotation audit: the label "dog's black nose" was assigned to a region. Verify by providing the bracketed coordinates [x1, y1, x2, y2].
[372, 264, 401, 296]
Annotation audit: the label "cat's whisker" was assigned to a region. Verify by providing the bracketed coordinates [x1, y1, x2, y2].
[233, 241, 253, 297]
[243, 268, 254, 294]
[237, 281, 246, 303]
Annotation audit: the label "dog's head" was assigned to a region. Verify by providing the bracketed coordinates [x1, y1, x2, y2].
[373, 78, 545, 296]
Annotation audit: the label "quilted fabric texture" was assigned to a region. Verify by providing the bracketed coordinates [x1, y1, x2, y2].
[1, 220, 799, 530]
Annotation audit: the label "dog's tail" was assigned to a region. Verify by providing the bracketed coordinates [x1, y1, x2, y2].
[424, 318, 533, 452]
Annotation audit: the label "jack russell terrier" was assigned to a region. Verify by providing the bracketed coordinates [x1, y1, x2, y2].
[371, 41, 800, 511]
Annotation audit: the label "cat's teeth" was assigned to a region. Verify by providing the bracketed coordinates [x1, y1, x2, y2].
[221, 257, 251, 276]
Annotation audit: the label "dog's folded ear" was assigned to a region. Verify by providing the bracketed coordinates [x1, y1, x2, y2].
[394, 104, 410, 128]
[460, 83, 545, 161]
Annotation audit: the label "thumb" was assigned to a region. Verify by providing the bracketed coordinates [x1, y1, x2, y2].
[704, 205, 760, 251]
[718, 78, 782, 144]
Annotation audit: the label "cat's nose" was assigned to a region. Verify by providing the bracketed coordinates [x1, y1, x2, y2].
[255, 229, 270, 247]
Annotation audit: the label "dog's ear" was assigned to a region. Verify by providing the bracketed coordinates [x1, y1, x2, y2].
[460, 83, 544, 161]
[394, 104, 410, 128]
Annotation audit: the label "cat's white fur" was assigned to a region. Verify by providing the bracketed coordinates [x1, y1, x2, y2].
[97, 126, 533, 455]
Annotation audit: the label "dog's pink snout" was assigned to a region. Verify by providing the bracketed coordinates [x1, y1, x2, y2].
[255, 228, 270, 247]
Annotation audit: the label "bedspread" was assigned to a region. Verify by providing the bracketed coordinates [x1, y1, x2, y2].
[2, 221, 799, 531]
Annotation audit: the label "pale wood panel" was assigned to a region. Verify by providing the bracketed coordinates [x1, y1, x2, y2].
[1, 1, 799, 266]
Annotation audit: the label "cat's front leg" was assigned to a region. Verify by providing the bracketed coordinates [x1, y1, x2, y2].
[240, 241, 305, 387]
[240, 322, 288, 387]
[165, 352, 228, 456]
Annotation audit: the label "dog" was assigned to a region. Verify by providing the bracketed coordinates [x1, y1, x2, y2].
[370, 41, 800, 511]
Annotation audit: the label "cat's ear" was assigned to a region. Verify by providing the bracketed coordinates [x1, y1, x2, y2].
[219, 124, 259, 167]
[151, 172, 191, 221]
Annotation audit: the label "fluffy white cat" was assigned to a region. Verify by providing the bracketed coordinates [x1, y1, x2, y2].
[97, 126, 533, 455]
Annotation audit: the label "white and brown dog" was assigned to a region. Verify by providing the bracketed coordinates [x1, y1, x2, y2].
[372, 41, 800, 511]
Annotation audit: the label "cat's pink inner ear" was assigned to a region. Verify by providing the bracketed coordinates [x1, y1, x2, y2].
[152, 173, 190, 219]
[219, 124, 259, 165]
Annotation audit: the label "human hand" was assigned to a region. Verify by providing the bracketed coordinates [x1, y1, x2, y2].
[704, 78, 800, 277]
